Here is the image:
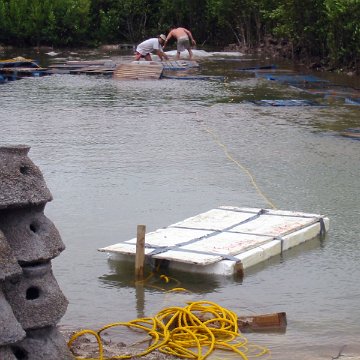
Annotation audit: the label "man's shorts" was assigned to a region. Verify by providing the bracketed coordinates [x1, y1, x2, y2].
[177, 36, 190, 52]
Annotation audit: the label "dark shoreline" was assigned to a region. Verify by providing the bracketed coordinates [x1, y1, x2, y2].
[224, 38, 359, 76]
[1, 42, 359, 76]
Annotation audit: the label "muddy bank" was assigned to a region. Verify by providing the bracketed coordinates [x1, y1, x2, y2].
[61, 327, 176, 360]
[60, 327, 360, 360]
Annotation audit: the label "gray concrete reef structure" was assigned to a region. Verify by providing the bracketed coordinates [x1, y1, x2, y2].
[0, 145, 73, 359]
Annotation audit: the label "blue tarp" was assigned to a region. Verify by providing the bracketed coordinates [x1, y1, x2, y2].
[250, 99, 321, 107]
[236, 64, 277, 71]
[345, 97, 360, 105]
[162, 75, 225, 81]
[341, 128, 360, 140]
[256, 73, 327, 84]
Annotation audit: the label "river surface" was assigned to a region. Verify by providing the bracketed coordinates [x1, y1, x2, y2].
[1, 48, 359, 359]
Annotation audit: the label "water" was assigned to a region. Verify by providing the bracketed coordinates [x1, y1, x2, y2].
[1, 50, 360, 359]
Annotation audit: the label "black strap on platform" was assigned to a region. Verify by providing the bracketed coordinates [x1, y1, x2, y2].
[171, 208, 268, 236]
[147, 208, 268, 258]
[319, 217, 326, 237]
[144, 210, 326, 261]
[273, 236, 285, 254]
[147, 245, 241, 263]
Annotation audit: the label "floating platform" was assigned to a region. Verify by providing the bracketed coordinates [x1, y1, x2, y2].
[48, 60, 116, 74]
[0, 67, 50, 81]
[300, 86, 360, 98]
[250, 99, 321, 107]
[256, 73, 327, 84]
[113, 61, 164, 80]
[47, 60, 200, 78]
[0, 57, 39, 68]
[162, 74, 225, 81]
[345, 97, 360, 106]
[99, 206, 329, 276]
[0, 57, 50, 81]
[236, 64, 277, 72]
[340, 127, 360, 139]
[162, 60, 199, 70]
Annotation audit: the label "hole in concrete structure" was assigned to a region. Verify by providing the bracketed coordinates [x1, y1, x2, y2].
[19, 165, 30, 175]
[11, 346, 29, 359]
[21, 260, 48, 267]
[29, 221, 39, 233]
[26, 286, 40, 300]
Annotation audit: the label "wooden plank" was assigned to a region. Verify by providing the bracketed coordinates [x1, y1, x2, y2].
[162, 60, 199, 70]
[197, 311, 287, 333]
[113, 62, 163, 80]
[135, 225, 146, 279]
[237, 312, 287, 332]
[69, 66, 115, 75]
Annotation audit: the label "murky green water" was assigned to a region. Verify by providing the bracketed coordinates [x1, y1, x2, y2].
[1, 48, 359, 359]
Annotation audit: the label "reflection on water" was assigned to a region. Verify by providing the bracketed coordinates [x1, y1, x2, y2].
[1, 49, 360, 358]
[100, 257, 239, 293]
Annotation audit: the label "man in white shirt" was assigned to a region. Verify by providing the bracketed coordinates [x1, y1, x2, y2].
[135, 34, 169, 61]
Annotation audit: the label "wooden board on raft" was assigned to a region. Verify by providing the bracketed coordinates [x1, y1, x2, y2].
[113, 62, 163, 80]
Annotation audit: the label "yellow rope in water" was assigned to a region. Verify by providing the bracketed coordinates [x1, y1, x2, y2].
[204, 126, 277, 210]
[67, 301, 270, 360]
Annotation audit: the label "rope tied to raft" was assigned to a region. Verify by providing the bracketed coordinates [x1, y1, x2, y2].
[204, 126, 277, 210]
[67, 301, 270, 360]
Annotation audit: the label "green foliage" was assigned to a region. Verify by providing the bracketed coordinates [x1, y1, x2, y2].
[50, 0, 91, 45]
[0, 0, 357, 69]
[325, 0, 360, 67]
[0, 0, 90, 46]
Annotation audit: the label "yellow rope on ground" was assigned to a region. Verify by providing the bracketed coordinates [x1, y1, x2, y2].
[205, 126, 277, 210]
[68, 301, 270, 360]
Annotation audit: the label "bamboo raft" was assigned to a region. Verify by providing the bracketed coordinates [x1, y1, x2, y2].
[48, 60, 117, 74]
[48, 60, 200, 78]
[0, 58, 202, 80]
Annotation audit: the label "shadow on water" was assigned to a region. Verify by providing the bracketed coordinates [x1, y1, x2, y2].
[99, 258, 243, 319]
[98, 234, 325, 320]
[99, 257, 243, 293]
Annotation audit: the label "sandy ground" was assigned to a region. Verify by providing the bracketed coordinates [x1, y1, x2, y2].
[61, 328, 360, 360]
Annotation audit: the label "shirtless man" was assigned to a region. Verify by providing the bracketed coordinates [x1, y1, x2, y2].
[163, 27, 196, 60]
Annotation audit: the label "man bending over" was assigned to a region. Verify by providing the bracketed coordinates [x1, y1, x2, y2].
[163, 27, 196, 60]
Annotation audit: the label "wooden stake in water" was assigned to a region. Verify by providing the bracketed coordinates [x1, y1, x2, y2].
[135, 225, 146, 279]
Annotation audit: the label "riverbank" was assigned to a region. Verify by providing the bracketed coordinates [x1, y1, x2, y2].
[1, 42, 358, 77]
[60, 326, 360, 360]
[224, 36, 359, 76]
[61, 327, 174, 360]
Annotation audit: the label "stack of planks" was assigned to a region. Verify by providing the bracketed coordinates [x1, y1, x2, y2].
[113, 61, 163, 80]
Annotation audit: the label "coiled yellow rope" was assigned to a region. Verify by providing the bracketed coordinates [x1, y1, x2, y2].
[68, 300, 270, 360]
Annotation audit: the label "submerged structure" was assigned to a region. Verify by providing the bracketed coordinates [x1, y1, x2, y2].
[0, 145, 73, 359]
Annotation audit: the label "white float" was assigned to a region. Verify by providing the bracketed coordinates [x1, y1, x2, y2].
[99, 206, 329, 276]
